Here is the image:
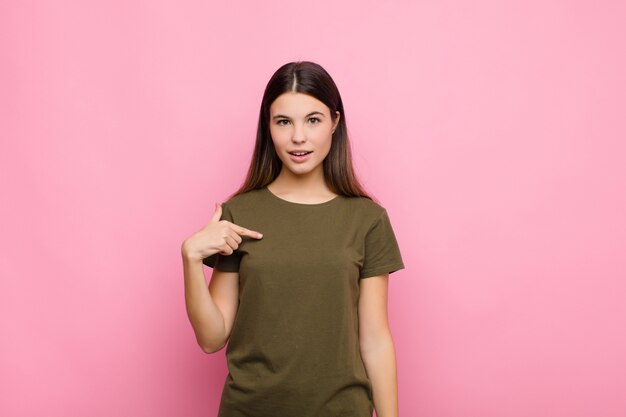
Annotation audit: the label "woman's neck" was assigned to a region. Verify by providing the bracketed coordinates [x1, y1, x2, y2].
[267, 168, 338, 204]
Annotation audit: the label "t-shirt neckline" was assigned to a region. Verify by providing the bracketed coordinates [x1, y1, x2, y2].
[263, 185, 342, 207]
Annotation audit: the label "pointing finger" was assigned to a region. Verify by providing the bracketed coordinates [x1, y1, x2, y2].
[232, 223, 263, 239]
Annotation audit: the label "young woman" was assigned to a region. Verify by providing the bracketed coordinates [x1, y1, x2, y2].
[181, 61, 405, 417]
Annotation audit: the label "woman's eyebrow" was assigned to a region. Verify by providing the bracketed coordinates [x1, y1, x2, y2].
[272, 111, 325, 119]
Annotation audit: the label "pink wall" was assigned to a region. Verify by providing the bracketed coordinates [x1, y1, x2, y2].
[2, 1, 625, 416]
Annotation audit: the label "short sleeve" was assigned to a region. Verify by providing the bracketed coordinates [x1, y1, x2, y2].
[202, 202, 241, 272]
[360, 209, 405, 279]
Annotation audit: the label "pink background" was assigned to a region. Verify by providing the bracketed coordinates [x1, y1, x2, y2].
[2, 1, 625, 416]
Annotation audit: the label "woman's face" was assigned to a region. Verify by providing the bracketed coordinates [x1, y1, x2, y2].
[269, 92, 340, 178]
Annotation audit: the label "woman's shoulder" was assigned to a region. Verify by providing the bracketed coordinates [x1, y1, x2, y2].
[342, 194, 388, 219]
[221, 187, 264, 207]
[224, 189, 261, 205]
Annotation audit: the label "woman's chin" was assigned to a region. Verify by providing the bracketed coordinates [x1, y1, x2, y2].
[280, 162, 321, 177]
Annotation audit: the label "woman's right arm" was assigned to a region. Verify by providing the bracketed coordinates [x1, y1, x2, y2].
[181, 203, 263, 353]
[180, 252, 239, 353]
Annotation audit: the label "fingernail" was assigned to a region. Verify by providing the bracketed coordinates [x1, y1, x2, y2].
[258, 233, 263, 238]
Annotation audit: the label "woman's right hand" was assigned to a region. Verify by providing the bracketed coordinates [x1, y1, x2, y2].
[181, 203, 263, 262]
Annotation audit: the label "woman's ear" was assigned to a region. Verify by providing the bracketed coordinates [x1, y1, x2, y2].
[332, 111, 341, 133]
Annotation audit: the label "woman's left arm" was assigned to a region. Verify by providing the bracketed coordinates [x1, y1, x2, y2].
[358, 273, 399, 417]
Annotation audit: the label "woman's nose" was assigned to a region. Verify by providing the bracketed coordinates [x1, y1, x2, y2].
[291, 124, 307, 143]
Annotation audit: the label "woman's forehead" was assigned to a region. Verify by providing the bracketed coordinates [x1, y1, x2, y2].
[270, 92, 328, 117]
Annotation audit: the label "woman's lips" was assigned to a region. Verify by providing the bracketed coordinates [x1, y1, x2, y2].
[288, 151, 313, 163]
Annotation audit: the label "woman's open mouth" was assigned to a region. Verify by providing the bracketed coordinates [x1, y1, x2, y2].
[288, 151, 313, 163]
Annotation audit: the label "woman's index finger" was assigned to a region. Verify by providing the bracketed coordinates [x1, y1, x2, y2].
[231, 223, 263, 239]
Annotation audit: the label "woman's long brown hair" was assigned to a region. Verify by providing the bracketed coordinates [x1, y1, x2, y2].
[229, 61, 375, 202]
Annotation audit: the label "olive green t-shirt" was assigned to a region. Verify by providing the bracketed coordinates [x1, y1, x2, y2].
[203, 186, 405, 417]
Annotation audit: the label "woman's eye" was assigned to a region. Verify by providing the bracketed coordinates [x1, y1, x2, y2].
[276, 118, 319, 126]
